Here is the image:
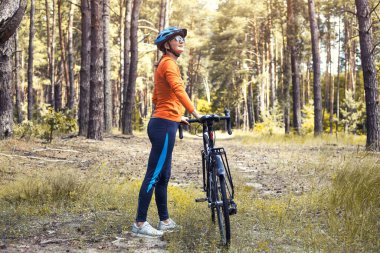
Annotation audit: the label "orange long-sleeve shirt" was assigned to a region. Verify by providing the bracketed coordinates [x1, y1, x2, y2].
[152, 55, 195, 122]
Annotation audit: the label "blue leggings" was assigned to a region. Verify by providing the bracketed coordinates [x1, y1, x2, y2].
[136, 118, 179, 222]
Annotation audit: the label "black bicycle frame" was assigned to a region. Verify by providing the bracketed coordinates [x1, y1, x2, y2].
[200, 120, 235, 203]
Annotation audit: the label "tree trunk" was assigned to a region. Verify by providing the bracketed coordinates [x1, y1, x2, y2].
[336, 19, 341, 136]
[123, 0, 142, 135]
[15, 30, 23, 123]
[308, 0, 322, 135]
[268, 0, 275, 111]
[247, 82, 255, 129]
[283, 57, 291, 134]
[282, 22, 291, 134]
[0, 0, 27, 138]
[45, 0, 53, 105]
[51, 0, 56, 108]
[156, 0, 167, 62]
[88, 0, 104, 140]
[27, 0, 35, 121]
[165, 0, 171, 27]
[58, 0, 69, 106]
[79, 0, 91, 136]
[355, 0, 380, 151]
[122, 0, 132, 134]
[329, 75, 334, 134]
[55, 59, 63, 111]
[326, 16, 334, 134]
[287, 0, 301, 134]
[0, 38, 15, 139]
[118, 0, 124, 128]
[67, 0, 76, 109]
[103, 0, 112, 132]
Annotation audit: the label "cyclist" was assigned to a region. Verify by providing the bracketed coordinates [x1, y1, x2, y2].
[132, 26, 202, 237]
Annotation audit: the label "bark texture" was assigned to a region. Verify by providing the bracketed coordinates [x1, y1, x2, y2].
[123, 0, 143, 135]
[287, 0, 301, 134]
[355, 0, 380, 151]
[103, 0, 112, 132]
[0, 0, 27, 139]
[27, 0, 35, 120]
[122, 0, 132, 134]
[79, 0, 91, 136]
[308, 0, 323, 135]
[15, 31, 23, 123]
[88, 0, 104, 140]
[67, 0, 76, 109]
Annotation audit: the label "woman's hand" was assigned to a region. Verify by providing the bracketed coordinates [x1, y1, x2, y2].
[191, 110, 202, 119]
[180, 116, 190, 125]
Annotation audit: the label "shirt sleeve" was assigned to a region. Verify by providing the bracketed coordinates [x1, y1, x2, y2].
[163, 60, 195, 113]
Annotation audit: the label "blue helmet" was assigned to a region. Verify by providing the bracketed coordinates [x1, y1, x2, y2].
[154, 26, 187, 51]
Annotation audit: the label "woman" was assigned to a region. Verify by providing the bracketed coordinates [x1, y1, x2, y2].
[132, 27, 201, 237]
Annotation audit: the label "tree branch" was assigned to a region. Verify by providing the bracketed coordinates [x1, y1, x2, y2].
[369, 0, 380, 16]
[370, 41, 380, 56]
[67, 0, 81, 9]
[341, 8, 357, 16]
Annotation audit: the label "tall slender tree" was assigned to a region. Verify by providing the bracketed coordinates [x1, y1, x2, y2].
[45, 0, 54, 105]
[15, 30, 23, 124]
[58, 0, 69, 104]
[287, 0, 301, 134]
[0, 0, 27, 139]
[156, 0, 167, 62]
[122, 0, 132, 134]
[27, 0, 36, 121]
[282, 24, 291, 134]
[79, 0, 91, 136]
[55, 59, 63, 111]
[67, 0, 76, 109]
[51, 0, 56, 108]
[123, 0, 143, 135]
[88, 0, 104, 140]
[355, 0, 380, 151]
[103, 0, 112, 132]
[117, 0, 124, 128]
[336, 18, 341, 136]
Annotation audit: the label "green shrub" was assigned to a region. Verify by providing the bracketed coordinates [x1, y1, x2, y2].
[13, 105, 77, 142]
[42, 107, 77, 142]
[340, 90, 366, 134]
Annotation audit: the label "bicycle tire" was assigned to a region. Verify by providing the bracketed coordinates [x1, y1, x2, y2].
[209, 172, 216, 223]
[215, 174, 231, 244]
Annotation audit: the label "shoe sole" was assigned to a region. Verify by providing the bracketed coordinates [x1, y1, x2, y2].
[131, 231, 163, 238]
[158, 226, 181, 233]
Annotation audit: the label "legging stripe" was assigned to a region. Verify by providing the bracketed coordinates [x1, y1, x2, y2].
[146, 132, 169, 193]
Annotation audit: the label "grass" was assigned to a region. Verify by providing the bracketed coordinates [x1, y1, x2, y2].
[0, 134, 379, 252]
[231, 129, 366, 147]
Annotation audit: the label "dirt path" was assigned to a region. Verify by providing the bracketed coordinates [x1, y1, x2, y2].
[0, 133, 353, 252]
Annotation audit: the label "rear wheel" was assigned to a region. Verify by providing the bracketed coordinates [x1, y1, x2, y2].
[215, 175, 231, 245]
[209, 173, 216, 223]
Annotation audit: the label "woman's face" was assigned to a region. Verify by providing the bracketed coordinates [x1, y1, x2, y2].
[167, 35, 185, 55]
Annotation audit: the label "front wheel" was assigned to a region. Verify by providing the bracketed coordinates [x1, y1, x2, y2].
[215, 175, 231, 245]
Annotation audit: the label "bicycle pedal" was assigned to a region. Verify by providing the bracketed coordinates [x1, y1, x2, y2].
[195, 198, 208, 202]
[229, 201, 237, 215]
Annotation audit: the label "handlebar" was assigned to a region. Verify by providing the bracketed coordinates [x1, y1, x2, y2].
[178, 109, 232, 139]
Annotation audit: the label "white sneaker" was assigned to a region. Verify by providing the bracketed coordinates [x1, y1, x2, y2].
[157, 218, 179, 231]
[131, 222, 164, 238]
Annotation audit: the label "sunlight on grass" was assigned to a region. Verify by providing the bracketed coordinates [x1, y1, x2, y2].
[0, 151, 379, 252]
[231, 129, 366, 147]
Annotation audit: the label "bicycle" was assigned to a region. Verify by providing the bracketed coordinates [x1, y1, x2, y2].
[178, 109, 237, 245]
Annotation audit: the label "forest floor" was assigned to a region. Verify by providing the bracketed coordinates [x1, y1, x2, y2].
[0, 130, 378, 252]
